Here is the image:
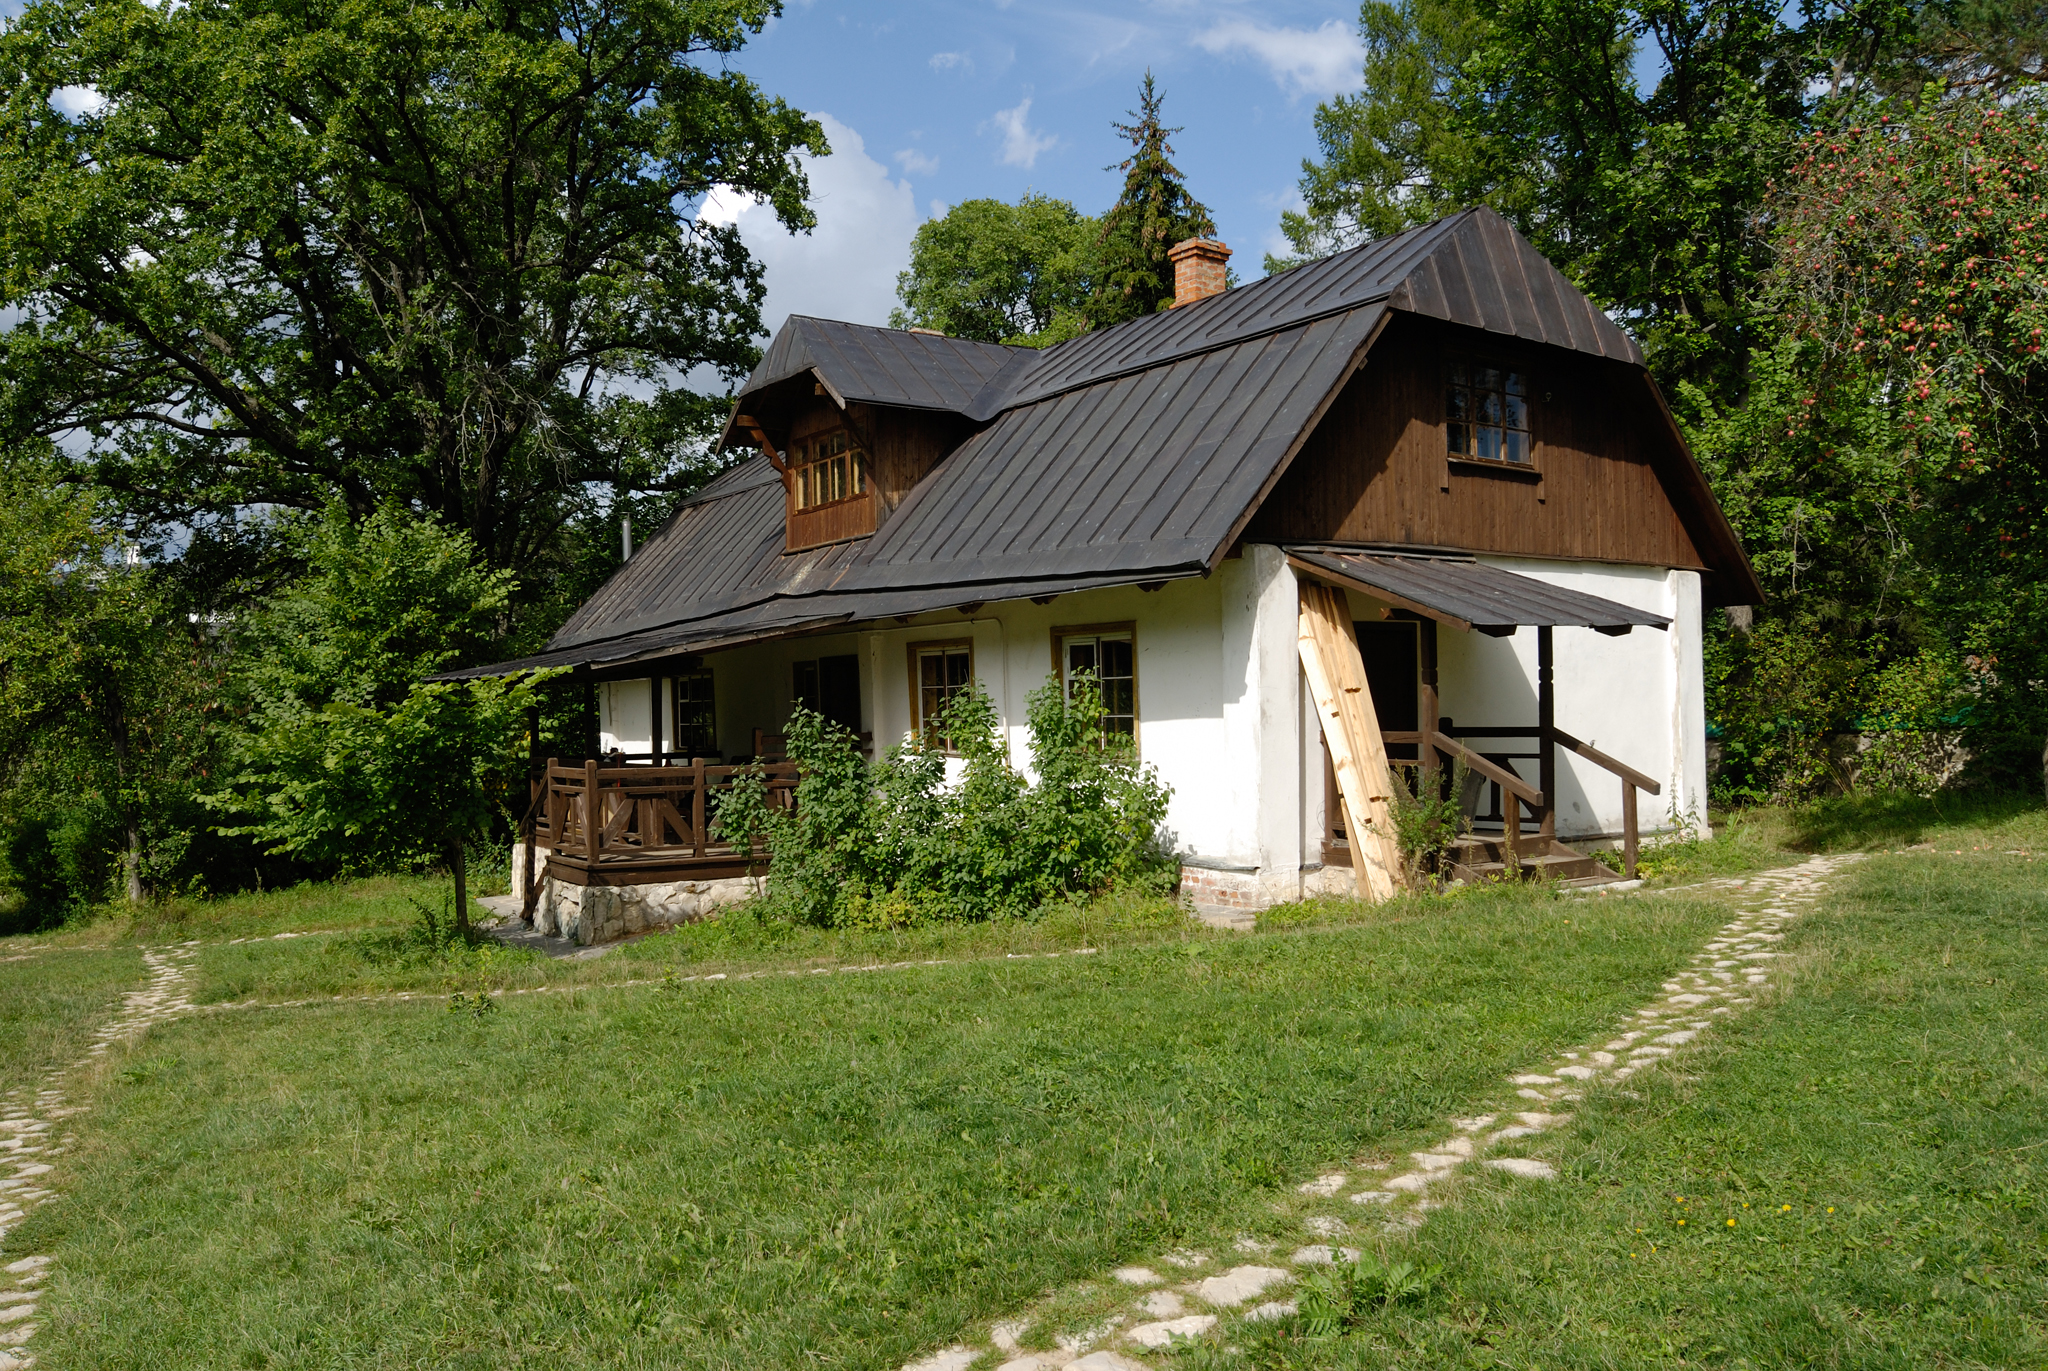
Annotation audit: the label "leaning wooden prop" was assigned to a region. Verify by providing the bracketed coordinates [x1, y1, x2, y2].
[1297, 582, 1404, 902]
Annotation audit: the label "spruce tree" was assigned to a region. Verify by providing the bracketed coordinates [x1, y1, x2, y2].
[1090, 73, 1217, 327]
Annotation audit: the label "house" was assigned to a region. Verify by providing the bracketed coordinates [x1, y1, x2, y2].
[457, 207, 1761, 943]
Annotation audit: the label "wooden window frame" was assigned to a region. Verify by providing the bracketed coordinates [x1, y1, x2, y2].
[906, 639, 975, 753]
[784, 419, 879, 552]
[1443, 354, 1542, 484]
[1051, 622, 1140, 746]
[787, 423, 870, 512]
[671, 665, 717, 761]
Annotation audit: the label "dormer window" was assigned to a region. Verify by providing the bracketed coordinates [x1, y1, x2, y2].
[782, 419, 879, 552]
[792, 430, 868, 510]
[1447, 361, 1532, 464]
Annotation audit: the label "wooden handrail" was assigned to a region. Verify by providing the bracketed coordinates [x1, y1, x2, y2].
[1426, 731, 1542, 806]
[1551, 728, 1662, 795]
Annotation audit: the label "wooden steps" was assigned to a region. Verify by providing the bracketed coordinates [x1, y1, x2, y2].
[1447, 834, 1629, 886]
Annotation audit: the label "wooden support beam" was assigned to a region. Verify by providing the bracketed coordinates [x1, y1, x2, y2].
[1298, 582, 1403, 902]
[1538, 625, 1556, 842]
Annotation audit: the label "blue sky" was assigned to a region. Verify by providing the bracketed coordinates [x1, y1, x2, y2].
[704, 1, 1374, 336]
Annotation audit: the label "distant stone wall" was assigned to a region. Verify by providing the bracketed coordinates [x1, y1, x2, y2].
[506, 843, 756, 946]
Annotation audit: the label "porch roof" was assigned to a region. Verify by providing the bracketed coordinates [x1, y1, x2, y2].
[1285, 548, 1673, 636]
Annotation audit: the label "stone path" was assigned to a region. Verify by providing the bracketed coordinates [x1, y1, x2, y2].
[0, 944, 200, 1371]
[898, 853, 1862, 1371]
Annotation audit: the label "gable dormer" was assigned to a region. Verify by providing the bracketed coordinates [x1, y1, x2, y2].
[732, 380, 981, 553]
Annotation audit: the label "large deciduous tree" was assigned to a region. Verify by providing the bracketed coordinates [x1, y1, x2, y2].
[1699, 100, 2048, 792]
[890, 194, 1100, 346]
[0, 0, 824, 597]
[1281, 0, 1807, 398]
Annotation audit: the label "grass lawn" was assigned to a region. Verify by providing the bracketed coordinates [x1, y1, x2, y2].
[0, 946, 143, 1102]
[1201, 847, 2048, 1369]
[14, 883, 1731, 1370]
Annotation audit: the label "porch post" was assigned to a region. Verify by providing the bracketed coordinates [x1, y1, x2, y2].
[1418, 619, 1440, 790]
[1537, 624, 1556, 843]
[649, 675, 664, 766]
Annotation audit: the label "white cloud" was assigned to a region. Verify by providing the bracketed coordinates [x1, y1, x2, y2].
[929, 199, 949, 219]
[987, 95, 1056, 169]
[693, 113, 918, 338]
[50, 85, 108, 119]
[1192, 19, 1365, 99]
[895, 148, 940, 176]
[930, 51, 971, 72]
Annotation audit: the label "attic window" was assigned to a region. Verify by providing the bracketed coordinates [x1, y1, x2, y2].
[1447, 362, 1532, 464]
[792, 430, 868, 510]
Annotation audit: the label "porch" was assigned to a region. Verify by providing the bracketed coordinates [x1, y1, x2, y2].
[514, 756, 800, 920]
[1291, 549, 1674, 884]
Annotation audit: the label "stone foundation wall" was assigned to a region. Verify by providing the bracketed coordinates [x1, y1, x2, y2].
[506, 843, 757, 946]
[534, 875, 757, 945]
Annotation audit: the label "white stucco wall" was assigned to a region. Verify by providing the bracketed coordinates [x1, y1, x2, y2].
[1428, 558, 1706, 841]
[591, 555, 1308, 888]
[588, 550, 1708, 893]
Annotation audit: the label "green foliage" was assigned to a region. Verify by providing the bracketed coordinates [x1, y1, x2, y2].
[242, 505, 518, 712]
[889, 195, 1100, 346]
[0, 464, 244, 914]
[1709, 618, 1864, 803]
[1296, 1252, 1443, 1336]
[1857, 648, 1976, 797]
[1387, 760, 1469, 885]
[1090, 72, 1218, 327]
[1283, 0, 1807, 396]
[1692, 98, 2048, 798]
[756, 675, 1173, 928]
[208, 506, 549, 914]
[0, 0, 823, 626]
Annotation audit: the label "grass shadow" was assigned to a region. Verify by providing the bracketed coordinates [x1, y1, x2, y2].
[1776, 788, 2047, 852]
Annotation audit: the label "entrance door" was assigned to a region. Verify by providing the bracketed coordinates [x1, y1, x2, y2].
[1354, 620, 1419, 759]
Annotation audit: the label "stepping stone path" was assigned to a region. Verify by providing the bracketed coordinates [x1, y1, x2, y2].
[897, 853, 1860, 1371]
[0, 944, 199, 1371]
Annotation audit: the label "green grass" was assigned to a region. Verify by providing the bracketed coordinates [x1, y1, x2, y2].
[1195, 847, 2048, 1369]
[0, 946, 144, 1102]
[15, 884, 1729, 1370]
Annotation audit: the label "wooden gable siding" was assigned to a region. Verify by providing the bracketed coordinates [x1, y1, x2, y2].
[781, 399, 977, 552]
[1243, 315, 1705, 570]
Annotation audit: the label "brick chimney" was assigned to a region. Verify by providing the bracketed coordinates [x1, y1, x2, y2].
[1168, 239, 1231, 308]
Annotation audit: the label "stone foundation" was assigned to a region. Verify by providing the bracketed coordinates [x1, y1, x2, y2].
[1179, 862, 1355, 912]
[506, 843, 757, 946]
[536, 875, 757, 945]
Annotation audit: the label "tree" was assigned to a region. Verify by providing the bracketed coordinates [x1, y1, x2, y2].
[0, 463, 229, 916]
[890, 195, 1100, 346]
[1091, 73, 1218, 327]
[0, 0, 825, 623]
[1281, 0, 1808, 398]
[1698, 99, 2048, 790]
[210, 506, 538, 930]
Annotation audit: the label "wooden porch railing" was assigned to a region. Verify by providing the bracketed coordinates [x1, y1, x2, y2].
[1334, 727, 1663, 880]
[521, 756, 802, 893]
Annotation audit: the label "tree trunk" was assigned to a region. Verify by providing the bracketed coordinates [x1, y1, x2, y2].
[107, 690, 143, 904]
[452, 841, 469, 939]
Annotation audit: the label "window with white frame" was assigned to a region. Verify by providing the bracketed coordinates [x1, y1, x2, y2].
[1057, 627, 1136, 740]
[909, 641, 973, 751]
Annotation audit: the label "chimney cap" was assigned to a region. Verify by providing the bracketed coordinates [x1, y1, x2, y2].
[1168, 238, 1232, 262]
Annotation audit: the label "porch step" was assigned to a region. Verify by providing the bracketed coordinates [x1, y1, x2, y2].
[1448, 835, 1627, 886]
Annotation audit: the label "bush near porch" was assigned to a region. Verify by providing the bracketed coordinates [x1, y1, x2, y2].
[718, 674, 1174, 929]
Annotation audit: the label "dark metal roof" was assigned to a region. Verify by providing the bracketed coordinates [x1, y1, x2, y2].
[740, 315, 1022, 412]
[483, 306, 1382, 676]
[726, 207, 1641, 435]
[449, 208, 1729, 680]
[1288, 549, 1673, 633]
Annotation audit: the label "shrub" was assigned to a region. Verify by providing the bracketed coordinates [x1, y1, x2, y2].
[734, 673, 1173, 927]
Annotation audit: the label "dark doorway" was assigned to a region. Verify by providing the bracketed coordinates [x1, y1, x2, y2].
[1354, 620, 1420, 759]
[793, 654, 862, 735]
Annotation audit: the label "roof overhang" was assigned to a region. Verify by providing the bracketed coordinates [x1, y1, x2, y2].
[1286, 548, 1672, 637]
